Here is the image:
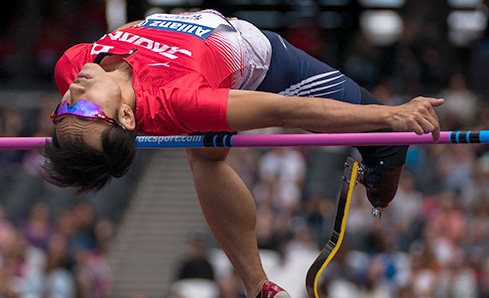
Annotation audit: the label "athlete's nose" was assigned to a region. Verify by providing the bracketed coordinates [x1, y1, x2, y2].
[68, 83, 86, 104]
[62, 87, 84, 107]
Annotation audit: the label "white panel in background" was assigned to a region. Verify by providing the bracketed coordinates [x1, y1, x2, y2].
[106, 0, 127, 32]
[448, 10, 487, 32]
[448, 10, 488, 46]
[360, 10, 403, 46]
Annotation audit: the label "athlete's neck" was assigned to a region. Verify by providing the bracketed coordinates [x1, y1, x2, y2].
[101, 56, 136, 112]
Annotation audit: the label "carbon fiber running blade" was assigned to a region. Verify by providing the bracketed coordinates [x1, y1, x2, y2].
[305, 157, 358, 298]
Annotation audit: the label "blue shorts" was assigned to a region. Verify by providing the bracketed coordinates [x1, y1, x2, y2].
[257, 31, 361, 104]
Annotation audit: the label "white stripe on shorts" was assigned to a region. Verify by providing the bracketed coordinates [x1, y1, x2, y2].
[297, 79, 346, 96]
[279, 71, 342, 95]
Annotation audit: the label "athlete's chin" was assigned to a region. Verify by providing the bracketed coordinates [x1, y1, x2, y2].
[81, 63, 105, 74]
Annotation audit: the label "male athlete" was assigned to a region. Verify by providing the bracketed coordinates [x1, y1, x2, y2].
[42, 9, 443, 298]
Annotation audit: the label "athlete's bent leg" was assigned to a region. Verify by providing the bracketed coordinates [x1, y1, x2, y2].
[258, 32, 408, 210]
[186, 148, 267, 297]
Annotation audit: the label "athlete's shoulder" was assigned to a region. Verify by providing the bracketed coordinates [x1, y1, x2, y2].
[59, 43, 92, 63]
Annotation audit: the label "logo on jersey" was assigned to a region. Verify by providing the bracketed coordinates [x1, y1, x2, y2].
[95, 31, 192, 60]
[139, 19, 214, 40]
[137, 11, 235, 40]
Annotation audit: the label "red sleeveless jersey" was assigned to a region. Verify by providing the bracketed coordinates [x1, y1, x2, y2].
[54, 10, 249, 135]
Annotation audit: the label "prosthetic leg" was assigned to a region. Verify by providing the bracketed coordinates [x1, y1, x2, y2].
[305, 157, 358, 298]
[305, 154, 404, 297]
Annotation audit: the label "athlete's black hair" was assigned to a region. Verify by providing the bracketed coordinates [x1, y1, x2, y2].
[40, 126, 137, 194]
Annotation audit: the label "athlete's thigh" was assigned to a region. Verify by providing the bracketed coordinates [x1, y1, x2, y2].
[257, 31, 361, 104]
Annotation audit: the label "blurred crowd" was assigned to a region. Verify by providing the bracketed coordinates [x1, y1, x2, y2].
[0, 0, 107, 89]
[2, 0, 489, 297]
[0, 202, 113, 298]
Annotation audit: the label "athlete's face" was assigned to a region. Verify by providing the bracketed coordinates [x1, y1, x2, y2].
[63, 63, 124, 114]
[56, 63, 125, 150]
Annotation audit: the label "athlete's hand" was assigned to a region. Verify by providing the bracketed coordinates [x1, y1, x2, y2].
[388, 97, 444, 142]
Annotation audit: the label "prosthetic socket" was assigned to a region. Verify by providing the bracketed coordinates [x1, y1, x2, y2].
[358, 164, 403, 209]
[355, 145, 408, 213]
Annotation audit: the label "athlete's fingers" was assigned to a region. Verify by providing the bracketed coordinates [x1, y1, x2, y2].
[424, 112, 441, 142]
[410, 121, 425, 135]
[421, 99, 442, 131]
[428, 102, 440, 122]
[426, 97, 444, 107]
[415, 98, 441, 141]
[418, 117, 435, 134]
[420, 103, 441, 141]
[418, 117, 440, 141]
[427, 119, 440, 142]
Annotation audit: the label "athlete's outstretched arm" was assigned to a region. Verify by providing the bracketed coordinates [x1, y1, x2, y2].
[227, 90, 444, 141]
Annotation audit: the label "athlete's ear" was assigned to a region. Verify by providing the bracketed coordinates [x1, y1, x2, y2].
[118, 104, 136, 131]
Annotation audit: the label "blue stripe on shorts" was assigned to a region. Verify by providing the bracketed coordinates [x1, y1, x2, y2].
[257, 31, 361, 104]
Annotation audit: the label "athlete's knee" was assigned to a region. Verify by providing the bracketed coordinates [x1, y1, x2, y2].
[186, 148, 230, 169]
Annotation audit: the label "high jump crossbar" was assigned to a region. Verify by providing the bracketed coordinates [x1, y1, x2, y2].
[1, 130, 488, 150]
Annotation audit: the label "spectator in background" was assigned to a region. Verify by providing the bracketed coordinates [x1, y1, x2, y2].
[74, 244, 112, 298]
[70, 202, 97, 253]
[371, 79, 405, 106]
[385, 170, 423, 250]
[435, 248, 478, 298]
[427, 192, 466, 246]
[464, 154, 489, 211]
[176, 235, 215, 281]
[416, 20, 453, 93]
[34, 93, 60, 138]
[305, 195, 336, 248]
[0, 207, 16, 250]
[284, 19, 324, 59]
[361, 257, 390, 298]
[284, 223, 318, 262]
[55, 209, 77, 249]
[343, 33, 382, 89]
[408, 234, 439, 298]
[255, 206, 277, 251]
[0, 231, 45, 297]
[437, 72, 478, 129]
[257, 148, 306, 212]
[436, 145, 475, 193]
[478, 258, 489, 297]
[94, 219, 114, 253]
[20, 201, 55, 251]
[44, 233, 76, 298]
[0, 108, 24, 176]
